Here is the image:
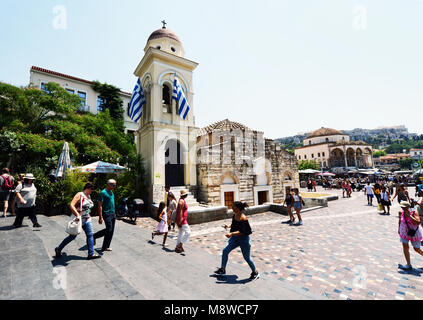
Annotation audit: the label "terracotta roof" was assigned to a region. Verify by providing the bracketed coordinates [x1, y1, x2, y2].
[411, 148, 423, 151]
[306, 127, 345, 139]
[30, 66, 132, 96]
[198, 119, 262, 136]
[147, 28, 181, 43]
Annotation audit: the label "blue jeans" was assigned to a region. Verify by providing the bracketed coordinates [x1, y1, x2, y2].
[221, 235, 256, 272]
[58, 219, 95, 256]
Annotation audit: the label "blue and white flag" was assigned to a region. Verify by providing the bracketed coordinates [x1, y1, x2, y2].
[172, 75, 190, 120]
[128, 78, 146, 123]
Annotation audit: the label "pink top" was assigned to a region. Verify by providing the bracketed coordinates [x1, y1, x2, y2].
[176, 199, 188, 226]
[399, 210, 422, 242]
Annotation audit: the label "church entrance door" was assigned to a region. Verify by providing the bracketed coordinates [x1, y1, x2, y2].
[165, 139, 185, 187]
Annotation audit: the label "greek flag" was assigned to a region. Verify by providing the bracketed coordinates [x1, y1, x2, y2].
[128, 78, 145, 123]
[172, 75, 190, 120]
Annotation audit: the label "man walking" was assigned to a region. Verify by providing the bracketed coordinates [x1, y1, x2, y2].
[0, 168, 15, 217]
[94, 179, 116, 252]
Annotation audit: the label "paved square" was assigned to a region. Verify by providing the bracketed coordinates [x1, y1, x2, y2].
[141, 186, 423, 300]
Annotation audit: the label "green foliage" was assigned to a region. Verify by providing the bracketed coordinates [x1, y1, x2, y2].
[298, 160, 320, 170]
[91, 81, 125, 131]
[373, 150, 386, 158]
[0, 82, 146, 214]
[62, 170, 91, 204]
[385, 139, 423, 154]
[399, 158, 414, 169]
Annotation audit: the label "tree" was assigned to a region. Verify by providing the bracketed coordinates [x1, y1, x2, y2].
[298, 160, 320, 170]
[399, 158, 413, 169]
[91, 81, 125, 131]
[0, 82, 146, 211]
[373, 150, 386, 158]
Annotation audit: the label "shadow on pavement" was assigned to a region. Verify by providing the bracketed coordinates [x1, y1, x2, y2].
[210, 274, 252, 285]
[52, 253, 89, 267]
[0, 225, 18, 231]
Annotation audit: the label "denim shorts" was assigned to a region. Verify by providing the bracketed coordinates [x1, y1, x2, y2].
[293, 202, 301, 210]
[400, 238, 421, 249]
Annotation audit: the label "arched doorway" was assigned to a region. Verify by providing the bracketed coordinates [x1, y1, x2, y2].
[346, 148, 355, 167]
[330, 148, 344, 167]
[165, 139, 185, 187]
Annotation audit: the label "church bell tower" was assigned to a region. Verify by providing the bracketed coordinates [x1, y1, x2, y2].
[133, 22, 199, 204]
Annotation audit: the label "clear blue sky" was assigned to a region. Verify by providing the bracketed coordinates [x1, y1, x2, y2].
[1, 0, 422, 139]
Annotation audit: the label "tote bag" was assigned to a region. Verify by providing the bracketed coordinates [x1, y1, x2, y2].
[65, 193, 83, 235]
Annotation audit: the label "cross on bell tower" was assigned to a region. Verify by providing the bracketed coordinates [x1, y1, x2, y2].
[161, 20, 167, 29]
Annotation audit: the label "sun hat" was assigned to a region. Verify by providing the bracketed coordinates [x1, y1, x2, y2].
[23, 173, 36, 180]
[180, 189, 188, 197]
[400, 201, 411, 208]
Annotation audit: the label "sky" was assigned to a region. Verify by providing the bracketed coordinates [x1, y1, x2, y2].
[1, 0, 422, 139]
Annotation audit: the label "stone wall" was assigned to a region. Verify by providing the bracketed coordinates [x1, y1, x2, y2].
[196, 123, 299, 207]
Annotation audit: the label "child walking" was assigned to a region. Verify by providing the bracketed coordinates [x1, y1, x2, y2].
[152, 202, 168, 246]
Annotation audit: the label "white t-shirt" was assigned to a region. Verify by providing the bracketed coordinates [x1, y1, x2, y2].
[364, 185, 374, 195]
[16, 183, 37, 208]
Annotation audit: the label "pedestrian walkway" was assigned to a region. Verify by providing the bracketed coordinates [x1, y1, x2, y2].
[0, 213, 321, 300]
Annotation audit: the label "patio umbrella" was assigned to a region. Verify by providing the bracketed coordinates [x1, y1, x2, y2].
[322, 172, 335, 177]
[299, 169, 320, 174]
[74, 161, 127, 174]
[54, 142, 72, 178]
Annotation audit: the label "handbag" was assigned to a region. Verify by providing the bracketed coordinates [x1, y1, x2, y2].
[66, 216, 82, 235]
[404, 213, 419, 237]
[65, 193, 83, 235]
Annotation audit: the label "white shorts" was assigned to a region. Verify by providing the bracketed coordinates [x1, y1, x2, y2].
[400, 238, 421, 249]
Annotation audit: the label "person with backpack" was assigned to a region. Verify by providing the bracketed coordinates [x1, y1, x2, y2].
[0, 168, 15, 218]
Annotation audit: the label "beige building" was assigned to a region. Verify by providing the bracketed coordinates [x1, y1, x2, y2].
[29, 66, 139, 136]
[294, 128, 374, 169]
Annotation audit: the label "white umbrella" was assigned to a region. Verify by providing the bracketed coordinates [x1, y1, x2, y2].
[299, 169, 320, 174]
[54, 142, 72, 178]
[75, 161, 127, 174]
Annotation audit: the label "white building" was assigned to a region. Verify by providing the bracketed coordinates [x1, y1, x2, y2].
[411, 148, 423, 160]
[29, 66, 138, 138]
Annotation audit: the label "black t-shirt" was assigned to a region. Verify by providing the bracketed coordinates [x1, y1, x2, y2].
[230, 215, 252, 236]
[285, 193, 293, 205]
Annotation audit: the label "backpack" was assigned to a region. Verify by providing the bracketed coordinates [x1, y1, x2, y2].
[1, 175, 13, 191]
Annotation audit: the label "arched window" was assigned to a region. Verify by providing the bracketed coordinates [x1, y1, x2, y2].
[162, 83, 172, 113]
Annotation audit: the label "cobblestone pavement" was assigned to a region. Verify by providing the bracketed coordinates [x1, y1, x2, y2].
[138, 187, 423, 300]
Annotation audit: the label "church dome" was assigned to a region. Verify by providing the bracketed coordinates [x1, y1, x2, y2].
[306, 127, 345, 139]
[147, 28, 182, 44]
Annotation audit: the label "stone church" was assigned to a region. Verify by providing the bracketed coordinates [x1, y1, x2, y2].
[134, 24, 299, 208]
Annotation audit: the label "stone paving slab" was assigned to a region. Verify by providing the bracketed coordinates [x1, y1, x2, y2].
[139, 186, 423, 300]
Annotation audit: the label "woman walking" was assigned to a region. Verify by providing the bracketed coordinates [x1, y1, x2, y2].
[12, 174, 41, 228]
[152, 201, 169, 246]
[398, 201, 423, 271]
[292, 188, 304, 226]
[283, 186, 295, 224]
[214, 202, 259, 280]
[380, 186, 391, 215]
[55, 183, 101, 260]
[392, 184, 410, 205]
[175, 189, 191, 253]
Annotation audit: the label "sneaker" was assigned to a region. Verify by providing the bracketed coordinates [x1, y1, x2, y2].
[214, 267, 226, 275]
[398, 264, 413, 271]
[33, 223, 42, 228]
[250, 270, 260, 280]
[87, 254, 101, 260]
[54, 247, 62, 258]
[297, 221, 303, 226]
